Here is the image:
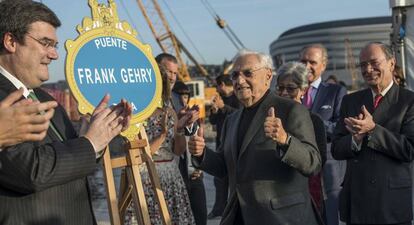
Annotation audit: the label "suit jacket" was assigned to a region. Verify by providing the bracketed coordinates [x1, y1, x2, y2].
[0, 75, 98, 225]
[310, 82, 347, 139]
[194, 92, 321, 225]
[310, 82, 347, 194]
[332, 84, 414, 224]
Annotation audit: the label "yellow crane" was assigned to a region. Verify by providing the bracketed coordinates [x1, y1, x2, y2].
[134, 0, 208, 82]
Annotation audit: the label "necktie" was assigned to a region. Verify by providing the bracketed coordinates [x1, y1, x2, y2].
[374, 94, 383, 109]
[304, 86, 313, 109]
[28, 92, 64, 141]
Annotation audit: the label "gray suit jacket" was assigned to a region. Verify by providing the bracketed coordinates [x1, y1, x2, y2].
[194, 92, 321, 225]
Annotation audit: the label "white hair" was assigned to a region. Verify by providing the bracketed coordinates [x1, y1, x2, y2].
[234, 49, 274, 70]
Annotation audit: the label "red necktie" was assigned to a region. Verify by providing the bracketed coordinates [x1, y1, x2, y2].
[374, 94, 383, 109]
[304, 86, 313, 109]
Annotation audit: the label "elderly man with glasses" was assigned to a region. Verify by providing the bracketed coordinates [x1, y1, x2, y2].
[188, 50, 322, 225]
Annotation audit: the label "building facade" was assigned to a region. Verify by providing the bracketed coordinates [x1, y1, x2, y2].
[269, 16, 391, 87]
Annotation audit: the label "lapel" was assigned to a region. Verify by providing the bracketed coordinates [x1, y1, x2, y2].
[311, 82, 328, 113]
[34, 88, 66, 141]
[372, 84, 399, 125]
[0, 73, 19, 95]
[230, 109, 242, 164]
[238, 93, 271, 160]
[361, 88, 374, 115]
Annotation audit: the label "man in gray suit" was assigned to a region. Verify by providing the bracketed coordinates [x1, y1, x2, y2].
[188, 50, 321, 225]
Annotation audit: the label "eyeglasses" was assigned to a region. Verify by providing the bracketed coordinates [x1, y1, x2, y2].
[231, 67, 265, 81]
[26, 34, 58, 50]
[359, 58, 386, 70]
[276, 85, 299, 93]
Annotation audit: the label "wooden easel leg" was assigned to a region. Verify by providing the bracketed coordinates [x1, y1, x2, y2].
[138, 127, 172, 225]
[126, 142, 151, 225]
[102, 147, 122, 225]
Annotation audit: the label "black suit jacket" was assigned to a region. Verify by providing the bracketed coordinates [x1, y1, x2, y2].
[194, 92, 321, 225]
[332, 84, 414, 224]
[0, 75, 98, 225]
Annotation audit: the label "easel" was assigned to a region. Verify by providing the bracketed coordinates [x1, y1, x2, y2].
[102, 125, 172, 225]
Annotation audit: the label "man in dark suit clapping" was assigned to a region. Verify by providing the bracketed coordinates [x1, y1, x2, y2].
[0, 1, 131, 224]
[332, 42, 414, 225]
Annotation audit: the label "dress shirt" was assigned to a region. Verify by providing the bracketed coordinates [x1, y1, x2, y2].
[351, 81, 394, 151]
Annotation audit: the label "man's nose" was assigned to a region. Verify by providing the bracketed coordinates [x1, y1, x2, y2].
[48, 47, 58, 60]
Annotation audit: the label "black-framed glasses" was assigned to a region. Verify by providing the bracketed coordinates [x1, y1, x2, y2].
[359, 58, 386, 70]
[276, 85, 299, 93]
[26, 34, 59, 50]
[231, 67, 264, 81]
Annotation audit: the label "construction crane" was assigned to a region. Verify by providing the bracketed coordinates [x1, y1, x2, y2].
[200, 0, 245, 51]
[344, 38, 358, 90]
[135, 0, 208, 82]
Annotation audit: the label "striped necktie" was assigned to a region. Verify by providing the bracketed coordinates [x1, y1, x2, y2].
[28, 91, 64, 141]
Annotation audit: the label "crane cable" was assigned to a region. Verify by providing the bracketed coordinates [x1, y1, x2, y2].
[200, 0, 245, 50]
[161, 0, 207, 64]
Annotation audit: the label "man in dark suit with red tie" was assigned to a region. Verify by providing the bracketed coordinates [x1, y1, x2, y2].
[0, 1, 131, 224]
[332, 42, 414, 225]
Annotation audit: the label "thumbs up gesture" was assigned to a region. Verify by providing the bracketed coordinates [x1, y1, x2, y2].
[188, 126, 205, 157]
[264, 107, 288, 144]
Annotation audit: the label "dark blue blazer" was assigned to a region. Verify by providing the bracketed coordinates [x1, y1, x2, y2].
[309, 82, 347, 140]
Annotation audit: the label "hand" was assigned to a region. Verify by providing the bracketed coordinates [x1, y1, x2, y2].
[264, 107, 288, 144]
[214, 95, 224, 109]
[210, 95, 220, 113]
[344, 105, 375, 136]
[188, 126, 205, 157]
[0, 89, 57, 147]
[190, 169, 202, 180]
[186, 108, 200, 125]
[83, 94, 132, 152]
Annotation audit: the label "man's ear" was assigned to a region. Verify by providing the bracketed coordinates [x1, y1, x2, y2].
[3, 32, 17, 53]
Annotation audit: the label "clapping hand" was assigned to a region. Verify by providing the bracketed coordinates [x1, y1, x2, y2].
[83, 94, 132, 152]
[344, 105, 375, 144]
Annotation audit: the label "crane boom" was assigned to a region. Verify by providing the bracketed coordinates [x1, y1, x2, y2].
[135, 0, 208, 81]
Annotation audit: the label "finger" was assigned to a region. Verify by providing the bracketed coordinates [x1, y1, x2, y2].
[0, 88, 24, 107]
[361, 105, 371, 117]
[94, 94, 110, 115]
[267, 107, 275, 118]
[28, 101, 58, 114]
[12, 98, 33, 107]
[197, 126, 204, 137]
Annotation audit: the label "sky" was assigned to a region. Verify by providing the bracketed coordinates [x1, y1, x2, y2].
[40, 0, 391, 83]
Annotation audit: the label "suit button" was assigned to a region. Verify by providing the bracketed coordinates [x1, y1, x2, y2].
[370, 179, 376, 184]
[353, 159, 358, 163]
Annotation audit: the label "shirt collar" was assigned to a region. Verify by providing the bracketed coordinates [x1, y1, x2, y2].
[370, 81, 394, 100]
[0, 65, 30, 98]
[310, 77, 322, 89]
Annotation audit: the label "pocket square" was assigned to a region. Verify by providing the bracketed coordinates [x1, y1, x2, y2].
[321, 105, 332, 109]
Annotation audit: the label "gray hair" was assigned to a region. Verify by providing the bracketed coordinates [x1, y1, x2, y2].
[300, 44, 328, 64]
[234, 49, 273, 70]
[361, 42, 395, 60]
[276, 61, 308, 89]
